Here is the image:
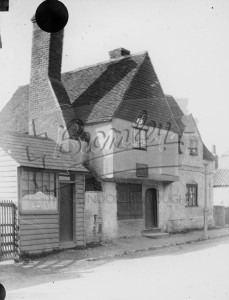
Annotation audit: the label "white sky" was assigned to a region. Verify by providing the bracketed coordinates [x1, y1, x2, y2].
[0, 0, 229, 155]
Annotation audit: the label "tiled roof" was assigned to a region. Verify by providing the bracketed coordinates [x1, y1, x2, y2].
[165, 95, 186, 134]
[0, 51, 179, 133]
[203, 143, 215, 161]
[214, 169, 229, 187]
[0, 132, 87, 172]
[0, 52, 215, 148]
[63, 52, 148, 124]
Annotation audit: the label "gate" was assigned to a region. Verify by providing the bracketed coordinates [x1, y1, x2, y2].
[0, 200, 18, 261]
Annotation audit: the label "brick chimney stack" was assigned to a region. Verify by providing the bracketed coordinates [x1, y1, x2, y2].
[29, 17, 75, 140]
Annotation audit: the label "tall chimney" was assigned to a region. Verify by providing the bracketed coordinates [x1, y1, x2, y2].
[29, 17, 75, 140]
[212, 145, 218, 169]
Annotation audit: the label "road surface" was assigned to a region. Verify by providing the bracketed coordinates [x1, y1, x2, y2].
[2, 236, 229, 300]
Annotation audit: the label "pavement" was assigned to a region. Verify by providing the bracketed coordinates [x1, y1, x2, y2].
[2, 226, 229, 266]
[1, 230, 229, 300]
[1, 227, 229, 292]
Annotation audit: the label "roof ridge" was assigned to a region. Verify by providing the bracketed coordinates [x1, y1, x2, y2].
[62, 51, 148, 76]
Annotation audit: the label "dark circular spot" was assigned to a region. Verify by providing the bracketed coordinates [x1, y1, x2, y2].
[0, 284, 6, 300]
[35, 0, 68, 33]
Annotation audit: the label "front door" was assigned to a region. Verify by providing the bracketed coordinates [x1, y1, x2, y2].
[145, 188, 158, 228]
[59, 182, 73, 243]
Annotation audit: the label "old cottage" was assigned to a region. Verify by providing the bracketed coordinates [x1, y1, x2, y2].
[0, 17, 215, 252]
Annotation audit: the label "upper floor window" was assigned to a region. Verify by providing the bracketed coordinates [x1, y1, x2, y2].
[189, 139, 198, 156]
[133, 110, 148, 150]
[186, 183, 198, 206]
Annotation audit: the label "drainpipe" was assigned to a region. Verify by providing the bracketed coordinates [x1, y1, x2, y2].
[203, 162, 208, 239]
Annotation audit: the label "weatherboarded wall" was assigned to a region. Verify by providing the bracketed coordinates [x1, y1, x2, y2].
[0, 149, 18, 203]
[19, 172, 86, 254]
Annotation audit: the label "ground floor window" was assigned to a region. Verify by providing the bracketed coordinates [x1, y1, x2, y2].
[117, 183, 143, 220]
[21, 169, 57, 197]
[186, 183, 198, 206]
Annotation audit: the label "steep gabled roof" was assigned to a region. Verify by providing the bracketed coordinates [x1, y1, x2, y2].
[64, 52, 147, 124]
[214, 169, 229, 187]
[0, 51, 179, 133]
[0, 132, 87, 172]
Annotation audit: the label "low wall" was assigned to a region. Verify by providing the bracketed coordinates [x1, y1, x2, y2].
[167, 215, 214, 233]
[117, 219, 144, 238]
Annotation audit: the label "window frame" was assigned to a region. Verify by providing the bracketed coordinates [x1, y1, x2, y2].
[186, 183, 198, 207]
[189, 139, 198, 156]
[19, 167, 59, 215]
[132, 126, 147, 150]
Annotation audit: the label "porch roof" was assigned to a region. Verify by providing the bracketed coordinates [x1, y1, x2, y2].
[0, 132, 87, 173]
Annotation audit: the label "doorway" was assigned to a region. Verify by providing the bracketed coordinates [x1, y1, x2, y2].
[59, 182, 74, 243]
[145, 188, 158, 228]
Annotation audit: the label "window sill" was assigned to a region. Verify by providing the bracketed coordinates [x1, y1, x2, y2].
[133, 147, 147, 151]
[185, 205, 199, 208]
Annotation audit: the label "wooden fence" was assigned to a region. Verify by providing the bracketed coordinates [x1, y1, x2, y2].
[0, 200, 18, 261]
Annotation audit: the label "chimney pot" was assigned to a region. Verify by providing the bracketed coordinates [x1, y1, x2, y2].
[109, 48, 130, 59]
[212, 145, 216, 155]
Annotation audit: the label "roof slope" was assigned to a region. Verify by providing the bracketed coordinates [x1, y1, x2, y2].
[165, 95, 186, 133]
[166, 95, 215, 161]
[0, 133, 87, 172]
[0, 51, 179, 133]
[64, 52, 147, 123]
[0, 85, 29, 134]
[114, 56, 179, 132]
[214, 169, 229, 187]
[203, 143, 215, 161]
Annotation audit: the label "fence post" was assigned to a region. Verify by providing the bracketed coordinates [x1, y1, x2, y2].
[13, 203, 20, 261]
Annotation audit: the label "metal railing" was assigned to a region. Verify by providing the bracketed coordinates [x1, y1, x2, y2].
[0, 200, 18, 261]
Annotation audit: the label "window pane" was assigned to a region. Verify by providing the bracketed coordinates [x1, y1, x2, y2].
[22, 170, 29, 180]
[36, 180, 43, 190]
[186, 184, 198, 206]
[21, 180, 29, 191]
[29, 181, 36, 193]
[50, 173, 55, 181]
[133, 128, 140, 148]
[43, 172, 49, 182]
[140, 130, 146, 148]
[29, 171, 35, 180]
[36, 172, 42, 181]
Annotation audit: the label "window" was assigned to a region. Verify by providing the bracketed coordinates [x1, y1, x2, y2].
[189, 139, 198, 156]
[132, 110, 148, 150]
[186, 183, 198, 206]
[133, 127, 147, 149]
[21, 169, 57, 197]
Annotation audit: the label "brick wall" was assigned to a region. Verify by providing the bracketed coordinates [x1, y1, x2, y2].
[29, 18, 75, 141]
